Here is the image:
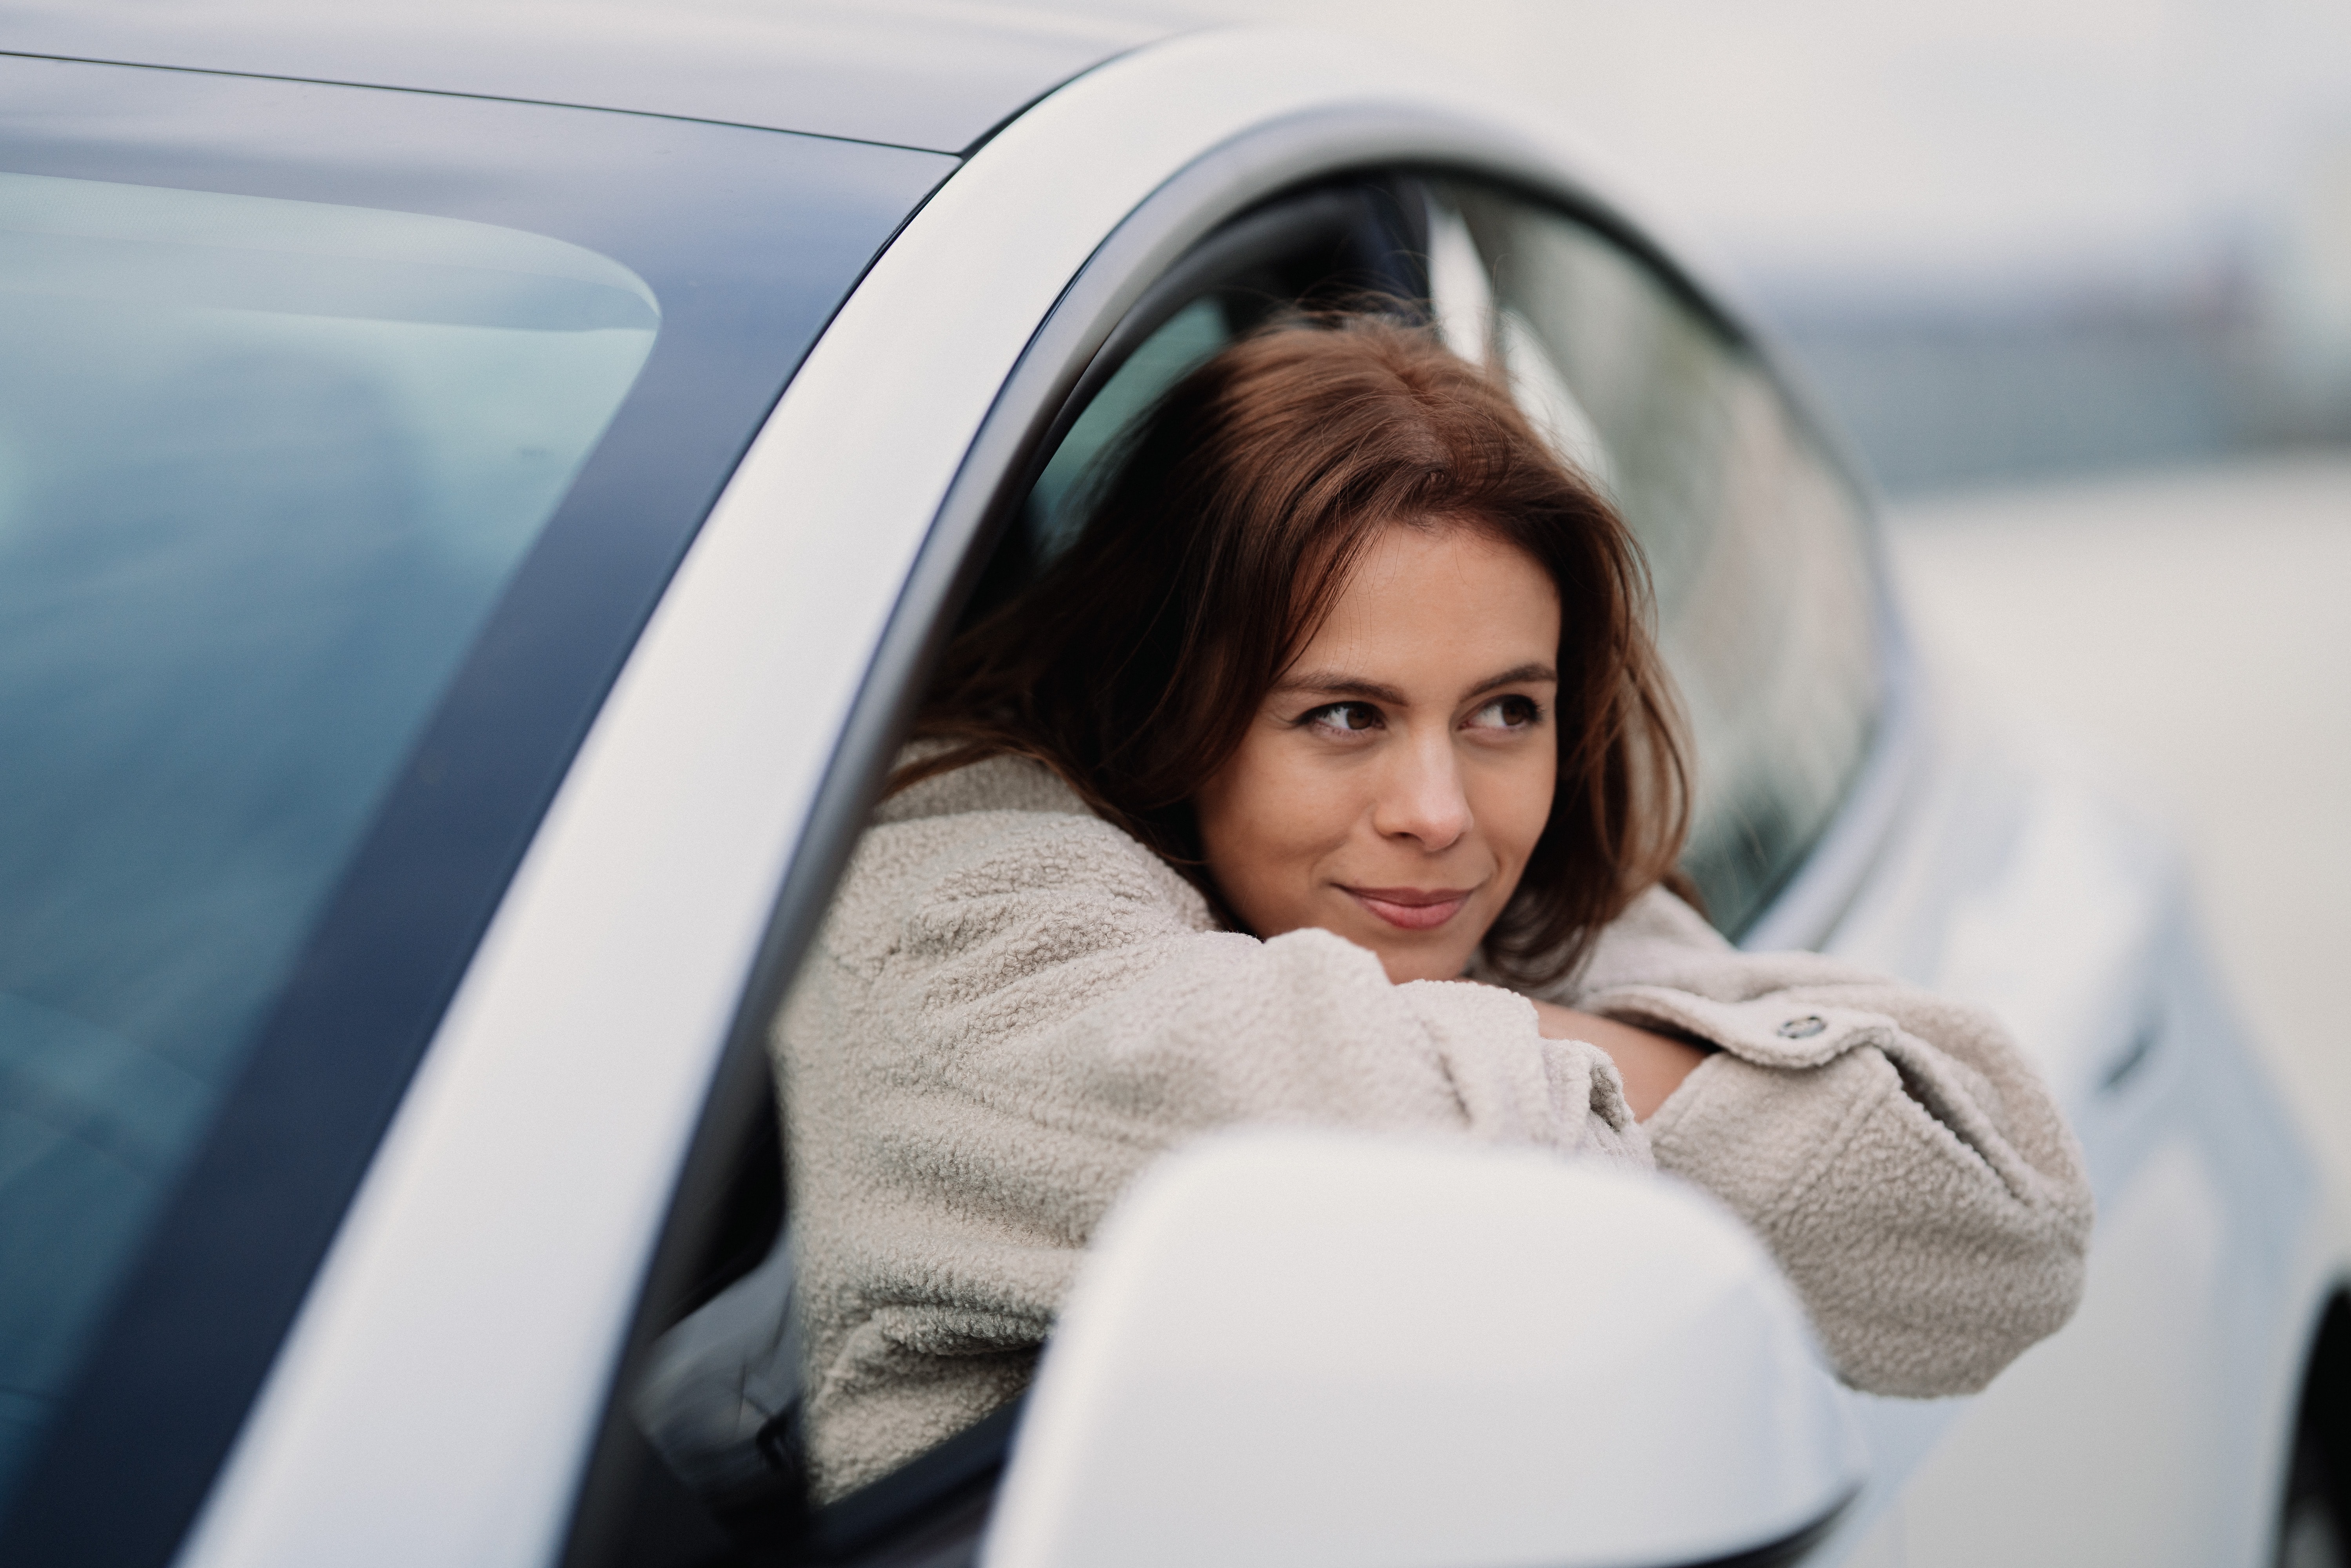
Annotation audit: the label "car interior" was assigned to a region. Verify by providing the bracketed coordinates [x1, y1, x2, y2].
[558, 164, 1884, 1568]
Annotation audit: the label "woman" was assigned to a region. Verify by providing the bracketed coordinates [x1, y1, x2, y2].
[774, 314, 2092, 1502]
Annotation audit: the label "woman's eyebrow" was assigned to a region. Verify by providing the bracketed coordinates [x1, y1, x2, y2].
[1273, 671, 1409, 704]
[1466, 662, 1559, 696]
[1273, 663, 1559, 704]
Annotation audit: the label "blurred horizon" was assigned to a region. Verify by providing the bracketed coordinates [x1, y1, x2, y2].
[1028, 0, 2351, 494]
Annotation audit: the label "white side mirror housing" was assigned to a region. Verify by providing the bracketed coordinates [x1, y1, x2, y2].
[982, 1131, 1862, 1568]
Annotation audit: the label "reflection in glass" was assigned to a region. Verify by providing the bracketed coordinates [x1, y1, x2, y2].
[1433, 182, 1880, 933]
[0, 171, 659, 1500]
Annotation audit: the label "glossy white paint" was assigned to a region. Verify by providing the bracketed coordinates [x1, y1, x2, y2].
[170, 25, 1702, 1568]
[1901, 1136, 2230, 1566]
[1808, 677, 2327, 1566]
[1859, 469, 2351, 1565]
[984, 1132, 1862, 1568]
[1829, 697, 2174, 1107]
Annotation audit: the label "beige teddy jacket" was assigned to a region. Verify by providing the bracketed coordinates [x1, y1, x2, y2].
[773, 754, 2092, 1501]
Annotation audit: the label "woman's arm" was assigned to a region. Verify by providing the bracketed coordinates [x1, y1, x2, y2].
[1563, 886, 2094, 1398]
[1529, 998, 1706, 1121]
[781, 803, 1657, 1495]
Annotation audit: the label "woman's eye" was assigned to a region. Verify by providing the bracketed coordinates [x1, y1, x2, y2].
[1302, 701, 1382, 735]
[1466, 695, 1541, 731]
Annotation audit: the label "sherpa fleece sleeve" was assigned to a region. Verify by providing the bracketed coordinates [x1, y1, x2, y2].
[780, 788, 1651, 1500]
[1563, 887, 2094, 1397]
[833, 807, 1648, 1191]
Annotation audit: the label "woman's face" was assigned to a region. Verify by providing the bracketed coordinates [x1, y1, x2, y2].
[1194, 521, 1561, 983]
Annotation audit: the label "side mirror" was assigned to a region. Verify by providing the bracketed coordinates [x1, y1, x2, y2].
[982, 1131, 1862, 1568]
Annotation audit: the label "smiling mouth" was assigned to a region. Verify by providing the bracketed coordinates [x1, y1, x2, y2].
[1342, 885, 1477, 932]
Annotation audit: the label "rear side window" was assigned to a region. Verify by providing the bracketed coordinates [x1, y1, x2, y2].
[1426, 179, 1881, 934]
[1028, 296, 1229, 557]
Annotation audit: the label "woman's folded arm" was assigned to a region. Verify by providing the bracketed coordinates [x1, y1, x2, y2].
[850, 807, 1648, 1203]
[779, 800, 1651, 1495]
[1559, 888, 2095, 1396]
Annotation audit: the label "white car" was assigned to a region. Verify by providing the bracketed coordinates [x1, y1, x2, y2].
[0, 4, 2338, 1565]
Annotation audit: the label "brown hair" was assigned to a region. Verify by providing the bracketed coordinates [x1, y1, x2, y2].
[896, 312, 1690, 987]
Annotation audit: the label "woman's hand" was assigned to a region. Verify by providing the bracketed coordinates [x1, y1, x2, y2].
[1530, 998, 1708, 1122]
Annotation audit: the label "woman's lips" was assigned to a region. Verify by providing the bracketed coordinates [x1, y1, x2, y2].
[1343, 885, 1476, 931]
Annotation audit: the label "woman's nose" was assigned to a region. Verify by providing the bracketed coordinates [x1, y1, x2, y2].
[1371, 732, 1472, 850]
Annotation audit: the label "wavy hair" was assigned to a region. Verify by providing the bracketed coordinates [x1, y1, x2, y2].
[895, 312, 1691, 987]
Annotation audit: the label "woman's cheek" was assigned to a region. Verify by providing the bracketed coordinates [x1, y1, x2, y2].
[1485, 748, 1556, 875]
[1253, 777, 1345, 919]
[1198, 739, 1325, 937]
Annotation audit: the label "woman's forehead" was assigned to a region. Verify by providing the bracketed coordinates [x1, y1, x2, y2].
[1287, 526, 1560, 688]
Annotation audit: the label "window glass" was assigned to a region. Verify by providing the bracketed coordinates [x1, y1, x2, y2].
[0, 170, 658, 1501]
[1029, 296, 1231, 559]
[1430, 180, 1881, 934]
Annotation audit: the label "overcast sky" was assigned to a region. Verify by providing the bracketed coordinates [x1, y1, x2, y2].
[1032, 0, 2351, 304]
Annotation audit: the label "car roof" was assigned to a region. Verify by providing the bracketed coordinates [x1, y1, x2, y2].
[0, 0, 1177, 154]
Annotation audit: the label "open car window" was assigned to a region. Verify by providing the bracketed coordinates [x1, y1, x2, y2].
[993, 176, 1883, 939]
[572, 166, 1884, 1567]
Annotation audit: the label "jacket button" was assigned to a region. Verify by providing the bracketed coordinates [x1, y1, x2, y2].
[1777, 1015, 1828, 1040]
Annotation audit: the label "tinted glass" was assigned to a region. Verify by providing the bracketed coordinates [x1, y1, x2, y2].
[1028, 296, 1231, 557]
[0, 169, 661, 1497]
[1427, 180, 1881, 933]
[0, 54, 949, 1558]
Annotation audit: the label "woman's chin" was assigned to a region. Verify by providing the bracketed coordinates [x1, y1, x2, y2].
[1334, 916, 1480, 984]
[1269, 895, 1489, 982]
[1368, 941, 1476, 984]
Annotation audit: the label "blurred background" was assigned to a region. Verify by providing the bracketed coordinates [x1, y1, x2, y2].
[1035, 0, 2351, 1154]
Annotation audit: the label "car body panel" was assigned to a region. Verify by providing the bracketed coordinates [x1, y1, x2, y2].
[1813, 694, 2326, 1564]
[0, 0, 1162, 154]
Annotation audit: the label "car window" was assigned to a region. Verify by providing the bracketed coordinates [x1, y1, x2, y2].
[0, 169, 659, 1506]
[1426, 178, 1882, 935]
[1028, 296, 1231, 559]
[998, 178, 1881, 936]
[579, 178, 1436, 1568]
[0, 57, 950, 1559]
